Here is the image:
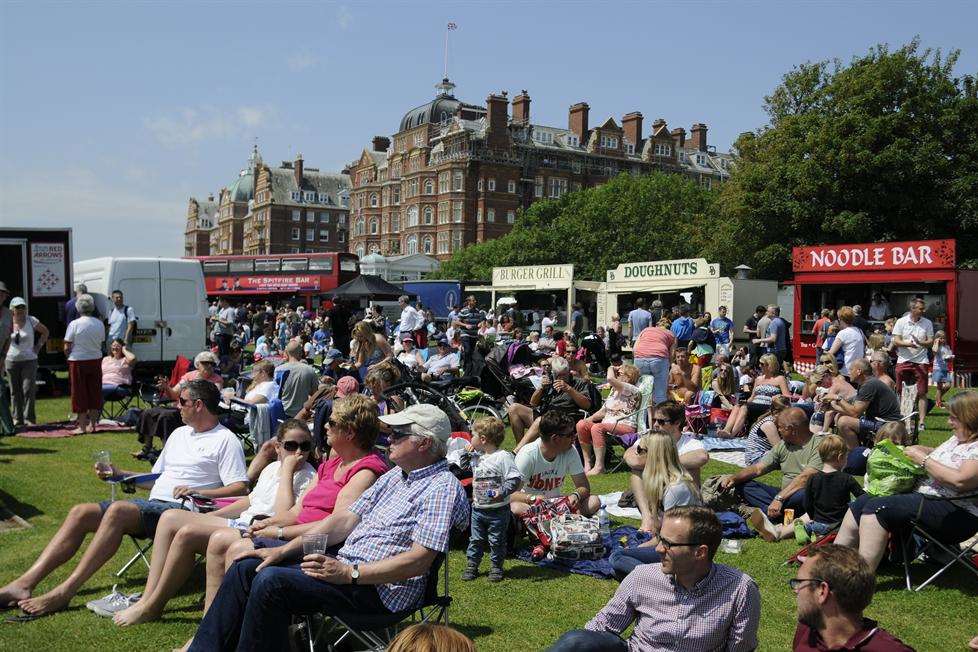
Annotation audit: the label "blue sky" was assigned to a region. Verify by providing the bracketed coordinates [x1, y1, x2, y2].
[1, 1, 976, 260]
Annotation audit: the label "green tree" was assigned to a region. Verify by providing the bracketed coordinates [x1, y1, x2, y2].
[433, 172, 722, 281]
[716, 39, 978, 277]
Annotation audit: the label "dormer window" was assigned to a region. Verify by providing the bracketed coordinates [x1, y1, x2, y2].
[290, 191, 301, 201]
[565, 134, 579, 147]
[625, 143, 635, 155]
[654, 143, 672, 157]
[696, 154, 708, 166]
[532, 131, 553, 145]
[600, 135, 619, 149]
[318, 193, 330, 203]
[304, 191, 316, 202]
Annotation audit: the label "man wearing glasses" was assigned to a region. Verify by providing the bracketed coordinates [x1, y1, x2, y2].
[791, 545, 912, 651]
[720, 408, 822, 533]
[186, 403, 469, 651]
[3, 380, 248, 617]
[549, 506, 760, 651]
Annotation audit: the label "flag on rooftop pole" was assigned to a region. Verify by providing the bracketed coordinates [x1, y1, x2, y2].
[447, 22, 457, 30]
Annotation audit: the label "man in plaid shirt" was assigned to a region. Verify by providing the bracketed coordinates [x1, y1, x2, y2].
[187, 404, 469, 652]
[548, 506, 761, 651]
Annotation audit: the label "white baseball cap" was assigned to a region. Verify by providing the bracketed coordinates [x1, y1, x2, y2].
[379, 404, 451, 443]
[9, 297, 26, 308]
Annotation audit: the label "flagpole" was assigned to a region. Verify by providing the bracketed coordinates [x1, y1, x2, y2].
[444, 24, 449, 79]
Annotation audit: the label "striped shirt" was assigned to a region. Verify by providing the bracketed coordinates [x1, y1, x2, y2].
[586, 562, 761, 652]
[457, 307, 485, 339]
[338, 460, 469, 612]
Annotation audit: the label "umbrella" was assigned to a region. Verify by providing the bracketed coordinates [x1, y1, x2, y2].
[330, 275, 415, 301]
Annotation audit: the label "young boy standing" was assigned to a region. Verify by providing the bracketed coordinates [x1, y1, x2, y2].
[462, 417, 522, 582]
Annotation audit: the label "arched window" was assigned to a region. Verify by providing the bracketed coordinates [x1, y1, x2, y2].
[423, 179, 434, 195]
[407, 205, 419, 227]
[355, 244, 365, 258]
[369, 193, 378, 208]
[406, 235, 418, 255]
[369, 218, 379, 235]
[355, 218, 365, 236]
[423, 206, 433, 225]
[423, 235, 433, 254]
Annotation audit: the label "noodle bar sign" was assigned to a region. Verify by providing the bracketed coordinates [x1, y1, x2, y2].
[792, 239, 956, 273]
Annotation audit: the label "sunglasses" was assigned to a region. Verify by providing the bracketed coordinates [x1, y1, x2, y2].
[178, 396, 197, 406]
[651, 417, 676, 426]
[282, 440, 312, 452]
[13, 332, 21, 345]
[389, 427, 415, 442]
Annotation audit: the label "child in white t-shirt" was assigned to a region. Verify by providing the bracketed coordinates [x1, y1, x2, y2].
[463, 417, 522, 583]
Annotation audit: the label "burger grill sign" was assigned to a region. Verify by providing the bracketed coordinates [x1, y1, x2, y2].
[792, 240, 956, 273]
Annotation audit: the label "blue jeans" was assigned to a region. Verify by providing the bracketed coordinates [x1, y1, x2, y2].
[608, 546, 661, 580]
[548, 629, 629, 652]
[189, 557, 389, 652]
[633, 356, 669, 405]
[466, 505, 510, 568]
[737, 481, 807, 516]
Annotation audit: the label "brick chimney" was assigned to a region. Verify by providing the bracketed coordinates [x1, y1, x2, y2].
[569, 102, 589, 144]
[294, 153, 304, 189]
[372, 136, 390, 152]
[622, 112, 643, 150]
[690, 123, 708, 152]
[486, 92, 510, 149]
[512, 90, 531, 125]
[671, 127, 686, 150]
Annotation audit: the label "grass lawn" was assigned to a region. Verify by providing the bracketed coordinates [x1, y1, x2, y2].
[0, 392, 975, 650]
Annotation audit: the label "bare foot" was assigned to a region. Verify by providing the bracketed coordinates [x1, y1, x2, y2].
[639, 520, 655, 533]
[0, 581, 32, 607]
[113, 602, 161, 627]
[748, 508, 778, 543]
[18, 588, 72, 616]
[585, 467, 604, 476]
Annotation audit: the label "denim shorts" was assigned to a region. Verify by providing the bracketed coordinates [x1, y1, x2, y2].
[98, 498, 188, 539]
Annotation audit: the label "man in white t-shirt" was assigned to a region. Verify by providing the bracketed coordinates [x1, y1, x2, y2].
[623, 400, 709, 532]
[1, 380, 249, 617]
[511, 412, 601, 517]
[891, 298, 934, 424]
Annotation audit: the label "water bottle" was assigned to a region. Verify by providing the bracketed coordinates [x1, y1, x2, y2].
[597, 506, 611, 538]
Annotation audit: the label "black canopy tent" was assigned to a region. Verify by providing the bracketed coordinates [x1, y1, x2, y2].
[330, 274, 415, 301]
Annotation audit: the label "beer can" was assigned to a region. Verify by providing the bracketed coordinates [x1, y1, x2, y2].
[782, 508, 795, 526]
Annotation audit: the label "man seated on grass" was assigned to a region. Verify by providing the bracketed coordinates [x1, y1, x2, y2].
[184, 404, 469, 652]
[510, 411, 601, 518]
[791, 544, 912, 651]
[622, 400, 709, 531]
[0, 380, 248, 617]
[548, 506, 761, 651]
[720, 407, 823, 538]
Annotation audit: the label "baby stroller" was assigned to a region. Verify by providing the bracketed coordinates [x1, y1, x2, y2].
[579, 332, 609, 375]
[482, 342, 538, 407]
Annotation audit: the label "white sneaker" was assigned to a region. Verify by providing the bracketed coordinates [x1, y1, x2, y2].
[87, 586, 141, 617]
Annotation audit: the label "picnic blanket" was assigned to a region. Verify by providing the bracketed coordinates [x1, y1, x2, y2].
[702, 436, 747, 451]
[600, 492, 641, 521]
[515, 526, 650, 579]
[16, 420, 133, 439]
[709, 450, 747, 468]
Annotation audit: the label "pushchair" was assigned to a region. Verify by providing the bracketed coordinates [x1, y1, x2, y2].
[579, 332, 609, 375]
[482, 342, 538, 407]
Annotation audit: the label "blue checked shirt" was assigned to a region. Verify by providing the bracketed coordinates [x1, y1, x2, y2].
[337, 459, 469, 612]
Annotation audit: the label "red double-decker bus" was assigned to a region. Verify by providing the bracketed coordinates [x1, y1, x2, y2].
[189, 252, 359, 307]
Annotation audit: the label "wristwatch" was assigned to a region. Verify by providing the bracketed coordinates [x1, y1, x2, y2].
[350, 563, 360, 585]
[773, 495, 783, 503]
[277, 527, 284, 540]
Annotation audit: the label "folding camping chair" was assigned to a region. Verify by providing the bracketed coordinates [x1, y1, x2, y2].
[604, 374, 656, 473]
[300, 552, 451, 652]
[102, 472, 161, 577]
[102, 384, 138, 421]
[899, 492, 978, 591]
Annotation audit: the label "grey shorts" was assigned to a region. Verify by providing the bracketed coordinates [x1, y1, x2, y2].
[98, 498, 188, 539]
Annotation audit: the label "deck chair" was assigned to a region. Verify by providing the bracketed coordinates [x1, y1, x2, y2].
[604, 374, 656, 473]
[138, 355, 191, 406]
[102, 384, 138, 421]
[898, 492, 978, 591]
[785, 530, 839, 566]
[104, 472, 161, 577]
[300, 552, 451, 652]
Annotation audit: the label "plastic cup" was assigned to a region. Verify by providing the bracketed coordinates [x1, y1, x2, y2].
[94, 450, 112, 474]
[720, 538, 743, 554]
[302, 533, 329, 556]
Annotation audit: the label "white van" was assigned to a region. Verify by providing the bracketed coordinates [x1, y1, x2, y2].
[73, 257, 207, 376]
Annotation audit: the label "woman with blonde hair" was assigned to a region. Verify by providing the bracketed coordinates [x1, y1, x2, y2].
[575, 363, 642, 476]
[607, 432, 701, 579]
[388, 623, 475, 652]
[719, 353, 790, 438]
[836, 390, 978, 571]
[350, 321, 391, 382]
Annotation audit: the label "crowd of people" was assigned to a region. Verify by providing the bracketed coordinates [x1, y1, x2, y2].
[0, 283, 976, 651]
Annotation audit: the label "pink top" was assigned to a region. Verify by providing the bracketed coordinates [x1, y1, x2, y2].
[633, 327, 675, 359]
[101, 356, 133, 386]
[296, 452, 389, 524]
[179, 369, 224, 388]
